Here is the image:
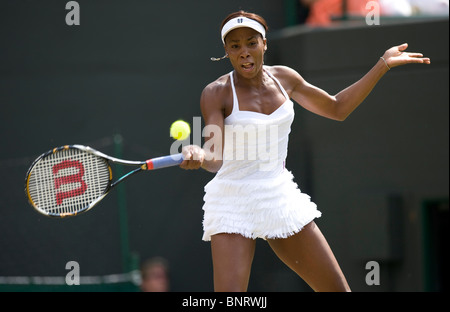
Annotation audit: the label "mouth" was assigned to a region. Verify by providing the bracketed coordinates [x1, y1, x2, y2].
[241, 62, 255, 72]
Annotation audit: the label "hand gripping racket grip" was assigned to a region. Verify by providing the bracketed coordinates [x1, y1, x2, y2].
[145, 153, 183, 170]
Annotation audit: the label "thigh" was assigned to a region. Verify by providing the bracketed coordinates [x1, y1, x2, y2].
[267, 221, 350, 292]
[210, 233, 256, 292]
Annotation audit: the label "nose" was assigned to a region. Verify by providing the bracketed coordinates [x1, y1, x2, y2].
[239, 46, 250, 59]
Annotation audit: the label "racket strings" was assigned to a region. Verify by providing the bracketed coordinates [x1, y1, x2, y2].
[27, 148, 110, 216]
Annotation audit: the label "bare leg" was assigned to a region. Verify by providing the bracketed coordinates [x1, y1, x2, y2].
[268, 221, 350, 292]
[210, 233, 256, 292]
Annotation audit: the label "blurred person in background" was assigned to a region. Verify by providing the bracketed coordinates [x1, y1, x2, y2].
[140, 257, 170, 292]
[379, 0, 449, 16]
[301, 0, 448, 27]
[378, 0, 414, 16]
[301, 0, 378, 26]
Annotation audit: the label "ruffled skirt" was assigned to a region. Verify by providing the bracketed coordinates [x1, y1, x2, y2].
[202, 170, 321, 241]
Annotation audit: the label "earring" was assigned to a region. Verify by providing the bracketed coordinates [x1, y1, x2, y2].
[210, 54, 228, 61]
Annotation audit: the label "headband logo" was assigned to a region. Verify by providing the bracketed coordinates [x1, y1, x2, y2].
[237, 18, 243, 23]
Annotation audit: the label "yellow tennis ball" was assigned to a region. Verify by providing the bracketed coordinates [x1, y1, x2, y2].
[170, 120, 191, 141]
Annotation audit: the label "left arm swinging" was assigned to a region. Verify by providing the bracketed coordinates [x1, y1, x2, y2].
[280, 43, 430, 121]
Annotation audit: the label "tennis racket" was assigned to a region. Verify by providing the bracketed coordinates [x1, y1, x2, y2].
[25, 144, 183, 218]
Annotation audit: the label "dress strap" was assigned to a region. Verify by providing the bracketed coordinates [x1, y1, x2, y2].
[264, 69, 290, 101]
[229, 71, 240, 113]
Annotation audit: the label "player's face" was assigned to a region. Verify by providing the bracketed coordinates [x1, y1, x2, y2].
[224, 27, 267, 79]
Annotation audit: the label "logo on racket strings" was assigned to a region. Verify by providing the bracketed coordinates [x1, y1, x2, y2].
[53, 160, 87, 205]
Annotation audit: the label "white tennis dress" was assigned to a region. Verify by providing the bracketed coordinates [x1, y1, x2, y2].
[202, 69, 321, 241]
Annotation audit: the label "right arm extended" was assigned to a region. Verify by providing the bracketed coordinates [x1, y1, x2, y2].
[180, 82, 225, 173]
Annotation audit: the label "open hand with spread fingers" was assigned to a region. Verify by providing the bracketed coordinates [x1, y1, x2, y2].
[381, 43, 431, 70]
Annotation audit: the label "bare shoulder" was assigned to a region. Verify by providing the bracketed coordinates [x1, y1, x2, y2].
[264, 65, 304, 95]
[201, 73, 231, 117]
[265, 65, 301, 79]
[202, 74, 230, 100]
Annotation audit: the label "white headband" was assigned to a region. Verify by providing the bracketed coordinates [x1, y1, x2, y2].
[221, 16, 266, 44]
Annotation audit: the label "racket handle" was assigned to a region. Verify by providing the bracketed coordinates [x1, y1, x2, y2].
[146, 153, 183, 170]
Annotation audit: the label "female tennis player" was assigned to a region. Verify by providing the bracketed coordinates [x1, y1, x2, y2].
[180, 11, 430, 292]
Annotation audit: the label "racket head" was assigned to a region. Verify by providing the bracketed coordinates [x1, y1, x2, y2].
[25, 145, 112, 217]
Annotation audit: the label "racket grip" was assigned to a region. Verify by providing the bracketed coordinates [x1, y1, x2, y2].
[146, 153, 183, 170]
